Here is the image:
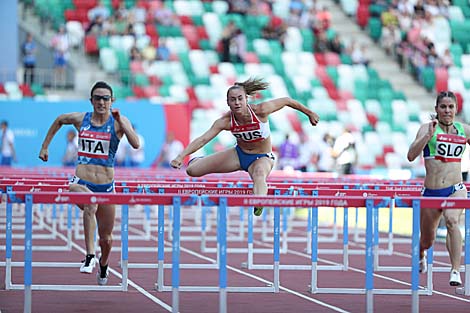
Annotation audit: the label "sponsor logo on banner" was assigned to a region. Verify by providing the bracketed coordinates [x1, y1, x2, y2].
[440, 200, 456, 208]
[90, 196, 111, 203]
[54, 195, 70, 203]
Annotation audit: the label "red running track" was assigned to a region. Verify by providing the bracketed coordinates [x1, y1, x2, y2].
[1, 207, 469, 313]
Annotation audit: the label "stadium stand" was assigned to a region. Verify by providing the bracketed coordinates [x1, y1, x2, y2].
[16, 0, 437, 174]
[340, 0, 470, 113]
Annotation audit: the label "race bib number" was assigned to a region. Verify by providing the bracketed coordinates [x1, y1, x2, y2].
[78, 130, 111, 159]
[435, 134, 466, 162]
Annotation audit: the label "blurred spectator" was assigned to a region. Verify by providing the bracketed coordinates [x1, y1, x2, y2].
[228, 0, 250, 15]
[351, 43, 370, 66]
[153, 2, 179, 26]
[50, 25, 70, 87]
[114, 2, 129, 20]
[88, 0, 110, 21]
[314, 31, 329, 53]
[85, 15, 105, 35]
[300, 6, 317, 29]
[332, 128, 356, 175]
[129, 126, 145, 167]
[414, 0, 426, 19]
[21, 33, 36, 85]
[220, 21, 237, 62]
[286, 6, 303, 28]
[153, 132, 184, 168]
[381, 7, 399, 28]
[62, 129, 78, 167]
[1, 120, 16, 166]
[297, 133, 315, 172]
[277, 134, 299, 170]
[261, 18, 287, 47]
[381, 24, 401, 56]
[312, 133, 335, 172]
[315, 6, 331, 31]
[328, 34, 344, 54]
[438, 48, 453, 68]
[114, 10, 130, 35]
[142, 43, 157, 62]
[232, 29, 247, 63]
[156, 38, 171, 61]
[130, 46, 142, 61]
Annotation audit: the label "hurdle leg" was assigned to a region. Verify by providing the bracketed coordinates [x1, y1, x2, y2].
[200, 205, 207, 251]
[219, 198, 228, 313]
[5, 190, 13, 290]
[309, 206, 318, 293]
[242, 208, 254, 269]
[373, 206, 379, 271]
[411, 200, 421, 313]
[306, 208, 312, 254]
[426, 247, 433, 295]
[353, 207, 360, 242]
[365, 199, 374, 313]
[171, 197, 181, 313]
[387, 199, 394, 254]
[343, 207, 349, 270]
[121, 203, 129, 291]
[156, 204, 165, 291]
[274, 206, 280, 292]
[24, 195, 33, 313]
[281, 207, 288, 253]
[457, 208, 470, 296]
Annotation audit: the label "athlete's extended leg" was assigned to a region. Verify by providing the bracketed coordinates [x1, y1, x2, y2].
[419, 207, 442, 259]
[445, 188, 465, 271]
[95, 203, 115, 285]
[186, 148, 240, 177]
[95, 204, 116, 267]
[69, 184, 98, 256]
[248, 157, 274, 216]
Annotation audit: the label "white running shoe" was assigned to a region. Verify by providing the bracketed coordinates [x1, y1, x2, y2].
[96, 267, 108, 286]
[449, 270, 462, 286]
[419, 255, 427, 274]
[80, 255, 96, 274]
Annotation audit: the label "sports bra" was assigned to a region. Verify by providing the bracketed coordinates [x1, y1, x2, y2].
[230, 105, 271, 142]
[77, 112, 120, 167]
[423, 121, 467, 162]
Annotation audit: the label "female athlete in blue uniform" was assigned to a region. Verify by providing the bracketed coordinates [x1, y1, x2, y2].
[170, 77, 319, 216]
[39, 81, 140, 285]
[408, 91, 470, 286]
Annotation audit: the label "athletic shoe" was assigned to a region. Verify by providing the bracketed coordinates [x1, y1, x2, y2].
[419, 255, 427, 274]
[449, 270, 462, 286]
[96, 262, 108, 286]
[80, 254, 96, 274]
[188, 156, 203, 165]
[254, 207, 263, 216]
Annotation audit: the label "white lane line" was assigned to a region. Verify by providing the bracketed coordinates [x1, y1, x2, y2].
[128, 225, 351, 313]
[40, 220, 173, 312]
[254, 239, 470, 303]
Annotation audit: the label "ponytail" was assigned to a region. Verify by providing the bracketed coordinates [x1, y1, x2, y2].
[227, 77, 269, 98]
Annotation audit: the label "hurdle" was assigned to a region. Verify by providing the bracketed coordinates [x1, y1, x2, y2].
[3, 191, 201, 313]
[3, 192, 133, 296]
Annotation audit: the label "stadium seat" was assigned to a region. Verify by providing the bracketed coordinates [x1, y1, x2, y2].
[84, 35, 99, 54]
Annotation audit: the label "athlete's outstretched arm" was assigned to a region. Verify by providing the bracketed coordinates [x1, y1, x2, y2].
[171, 116, 228, 169]
[255, 97, 319, 126]
[39, 112, 84, 162]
